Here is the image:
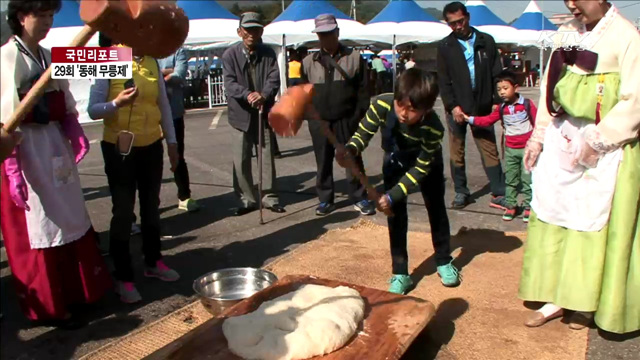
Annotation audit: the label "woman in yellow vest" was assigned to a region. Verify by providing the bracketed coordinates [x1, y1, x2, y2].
[88, 41, 179, 304]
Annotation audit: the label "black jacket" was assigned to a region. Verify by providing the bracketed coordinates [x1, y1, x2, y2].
[222, 42, 280, 132]
[437, 28, 502, 117]
[301, 44, 370, 135]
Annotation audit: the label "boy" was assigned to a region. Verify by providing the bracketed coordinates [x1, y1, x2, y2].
[463, 71, 537, 222]
[337, 68, 460, 295]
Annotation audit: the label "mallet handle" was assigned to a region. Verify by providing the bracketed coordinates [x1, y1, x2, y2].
[319, 121, 393, 217]
[3, 25, 97, 133]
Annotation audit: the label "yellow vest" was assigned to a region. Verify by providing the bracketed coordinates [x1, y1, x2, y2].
[103, 54, 162, 147]
[288, 60, 301, 79]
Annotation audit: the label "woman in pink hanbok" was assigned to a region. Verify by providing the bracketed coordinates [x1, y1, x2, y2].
[0, 0, 112, 329]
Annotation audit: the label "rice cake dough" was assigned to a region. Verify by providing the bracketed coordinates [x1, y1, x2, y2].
[222, 284, 365, 360]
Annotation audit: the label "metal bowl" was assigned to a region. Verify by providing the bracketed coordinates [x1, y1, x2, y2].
[193, 268, 278, 316]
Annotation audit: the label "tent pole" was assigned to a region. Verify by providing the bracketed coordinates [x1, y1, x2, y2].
[392, 35, 397, 92]
[540, 0, 545, 80]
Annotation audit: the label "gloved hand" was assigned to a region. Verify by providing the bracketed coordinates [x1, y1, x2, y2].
[523, 139, 543, 173]
[523, 126, 546, 172]
[60, 113, 89, 164]
[570, 128, 602, 169]
[4, 151, 30, 211]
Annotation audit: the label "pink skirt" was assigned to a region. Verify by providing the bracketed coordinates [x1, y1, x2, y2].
[1, 168, 112, 321]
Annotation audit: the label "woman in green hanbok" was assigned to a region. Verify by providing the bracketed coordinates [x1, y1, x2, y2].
[519, 0, 640, 334]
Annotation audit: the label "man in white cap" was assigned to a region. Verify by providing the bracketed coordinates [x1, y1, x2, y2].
[301, 14, 375, 217]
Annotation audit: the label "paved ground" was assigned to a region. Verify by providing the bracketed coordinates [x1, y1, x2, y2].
[1, 88, 638, 359]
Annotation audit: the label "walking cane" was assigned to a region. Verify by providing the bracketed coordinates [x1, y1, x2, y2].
[257, 106, 264, 225]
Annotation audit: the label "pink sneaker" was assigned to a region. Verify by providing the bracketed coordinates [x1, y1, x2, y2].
[144, 260, 180, 282]
[115, 281, 142, 303]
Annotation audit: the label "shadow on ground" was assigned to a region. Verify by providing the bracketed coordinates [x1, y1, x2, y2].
[410, 227, 523, 287]
[402, 298, 470, 359]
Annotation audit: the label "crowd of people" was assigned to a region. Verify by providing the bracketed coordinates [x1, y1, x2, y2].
[0, 0, 638, 339]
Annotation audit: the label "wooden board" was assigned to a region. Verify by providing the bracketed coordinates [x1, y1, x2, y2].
[145, 275, 436, 360]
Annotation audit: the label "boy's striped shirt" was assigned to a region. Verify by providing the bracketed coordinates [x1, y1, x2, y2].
[346, 93, 445, 203]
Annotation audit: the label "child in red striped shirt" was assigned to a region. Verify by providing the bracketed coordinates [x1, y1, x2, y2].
[463, 71, 537, 222]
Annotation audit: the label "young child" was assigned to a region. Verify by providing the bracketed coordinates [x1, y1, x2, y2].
[337, 68, 460, 295]
[463, 71, 537, 222]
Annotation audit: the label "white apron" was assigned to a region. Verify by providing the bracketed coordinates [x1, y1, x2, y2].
[530, 116, 623, 232]
[0, 38, 91, 249]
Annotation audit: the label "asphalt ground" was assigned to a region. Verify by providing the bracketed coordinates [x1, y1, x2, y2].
[1, 87, 638, 359]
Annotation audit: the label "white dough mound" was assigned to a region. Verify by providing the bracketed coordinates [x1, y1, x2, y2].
[222, 284, 365, 360]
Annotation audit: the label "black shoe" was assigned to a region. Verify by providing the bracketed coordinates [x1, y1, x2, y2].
[316, 202, 336, 216]
[354, 200, 376, 215]
[233, 206, 257, 216]
[451, 193, 470, 209]
[274, 152, 283, 159]
[265, 204, 286, 213]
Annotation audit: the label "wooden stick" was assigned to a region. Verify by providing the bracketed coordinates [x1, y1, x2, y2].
[319, 121, 393, 217]
[3, 25, 97, 133]
[258, 107, 264, 225]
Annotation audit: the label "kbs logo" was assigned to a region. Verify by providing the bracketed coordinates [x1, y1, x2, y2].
[51, 47, 133, 79]
[537, 31, 593, 51]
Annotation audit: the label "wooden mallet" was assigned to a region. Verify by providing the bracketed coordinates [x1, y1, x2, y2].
[269, 84, 393, 216]
[2, 0, 189, 134]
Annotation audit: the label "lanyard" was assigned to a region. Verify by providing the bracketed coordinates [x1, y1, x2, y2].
[14, 36, 47, 71]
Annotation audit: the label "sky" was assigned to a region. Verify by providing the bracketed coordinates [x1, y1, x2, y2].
[1, 1, 639, 24]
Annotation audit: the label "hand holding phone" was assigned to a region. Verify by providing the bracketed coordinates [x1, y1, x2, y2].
[114, 86, 139, 107]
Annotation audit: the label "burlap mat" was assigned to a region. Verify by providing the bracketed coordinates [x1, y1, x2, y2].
[80, 301, 213, 360]
[82, 219, 588, 360]
[266, 219, 588, 360]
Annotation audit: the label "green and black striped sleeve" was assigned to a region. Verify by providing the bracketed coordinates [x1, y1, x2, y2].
[346, 94, 393, 154]
[387, 112, 445, 203]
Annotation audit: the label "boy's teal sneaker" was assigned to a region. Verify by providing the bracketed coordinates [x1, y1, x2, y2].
[437, 262, 461, 287]
[388, 274, 413, 295]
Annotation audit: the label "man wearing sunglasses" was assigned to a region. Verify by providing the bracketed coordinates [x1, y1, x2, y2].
[437, 1, 506, 211]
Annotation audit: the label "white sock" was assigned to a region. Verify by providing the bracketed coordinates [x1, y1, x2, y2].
[537, 303, 562, 318]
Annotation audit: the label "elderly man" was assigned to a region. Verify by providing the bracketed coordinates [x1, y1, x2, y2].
[158, 46, 200, 212]
[301, 14, 375, 216]
[437, 1, 506, 210]
[222, 12, 284, 216]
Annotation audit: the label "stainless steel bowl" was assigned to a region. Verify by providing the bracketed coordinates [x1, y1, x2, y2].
[193, 268, 278, 316]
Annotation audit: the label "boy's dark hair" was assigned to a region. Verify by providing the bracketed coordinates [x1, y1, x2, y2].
[395, 68, 439, 111]
[443, 2, 469, 20]
[99, 32, 112, 47]
[495, 71, 518, 87]
[7, 0, 62, 36]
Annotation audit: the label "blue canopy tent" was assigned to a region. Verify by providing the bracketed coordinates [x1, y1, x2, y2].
[464, 0, 519, 43]
[512, 1, 557, 81]
[177, 0, 237, 20]
[52, 0, 82, 28]
[512, 1, 556, 31]
[466, 0, 507, 26]
[271, 0, 351, 23]
[263, 0, 365, 94]
[177, 0, 239, 44]
[368, 0, 438, 23]
[365, 0, 451, 89]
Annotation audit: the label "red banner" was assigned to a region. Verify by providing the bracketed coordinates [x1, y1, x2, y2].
[51, 47, 132, 63]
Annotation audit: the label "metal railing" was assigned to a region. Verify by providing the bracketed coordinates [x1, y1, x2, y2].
[207, 69, 227, 107]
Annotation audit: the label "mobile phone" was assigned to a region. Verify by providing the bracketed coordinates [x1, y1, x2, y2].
[124, 78, 135, 90]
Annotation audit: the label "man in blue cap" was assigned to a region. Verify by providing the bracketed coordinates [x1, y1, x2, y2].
[301, 14, 375, 217]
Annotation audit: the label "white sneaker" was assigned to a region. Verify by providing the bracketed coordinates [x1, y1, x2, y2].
[178, 198, 200, 212]
[115, 281, 142, 304]
[131, 223, 142, 236]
